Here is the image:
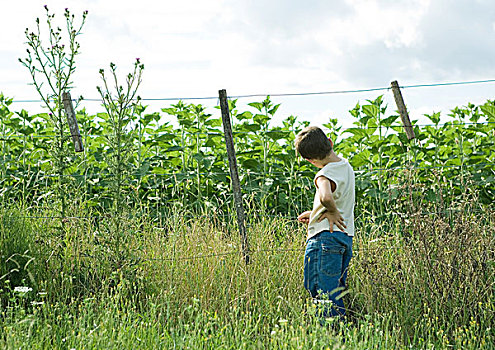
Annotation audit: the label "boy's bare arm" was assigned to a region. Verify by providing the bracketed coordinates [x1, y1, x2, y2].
[315, 176, 346, 232]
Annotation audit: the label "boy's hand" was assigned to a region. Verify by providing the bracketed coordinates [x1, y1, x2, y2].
[297, 211, 312, 224]
[318, 210, 346, 232]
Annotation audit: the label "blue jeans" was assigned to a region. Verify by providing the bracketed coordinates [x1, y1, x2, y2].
[304, 230, 353, 318]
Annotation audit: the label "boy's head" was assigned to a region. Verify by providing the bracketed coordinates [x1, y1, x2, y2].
[295, 126, 333, 160]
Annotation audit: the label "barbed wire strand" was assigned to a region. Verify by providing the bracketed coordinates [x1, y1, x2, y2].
[6, 78, 495, 103]
[4, 207, 491, 262]
[9, 206, 488, 222]
[76, 246, 407, 263]
[401, 79, 495, 90]
[1, 118, 495, 141]
[71, 243, 495, 263]
[1, 161, 492, 179]
[2, 81, 494, 266]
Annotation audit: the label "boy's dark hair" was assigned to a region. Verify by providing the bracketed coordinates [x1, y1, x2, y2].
[295, 126, 333, 160]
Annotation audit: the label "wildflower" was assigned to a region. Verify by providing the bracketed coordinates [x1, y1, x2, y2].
[14, 286, 32, 293]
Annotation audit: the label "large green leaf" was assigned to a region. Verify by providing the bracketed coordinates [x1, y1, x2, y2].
[481, 103, 495, 121]
[247, 102, 263, 112]
[362, 104, 379, 118]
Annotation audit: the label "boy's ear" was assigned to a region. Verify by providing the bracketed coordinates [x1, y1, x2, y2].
[328, 137, 333, 148]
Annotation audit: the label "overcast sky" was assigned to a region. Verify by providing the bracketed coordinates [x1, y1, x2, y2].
[1, 0, 495, 128]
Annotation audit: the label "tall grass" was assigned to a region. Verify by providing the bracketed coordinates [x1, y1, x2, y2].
[1, 196, 493, 349]
[4, 8, 493, 347]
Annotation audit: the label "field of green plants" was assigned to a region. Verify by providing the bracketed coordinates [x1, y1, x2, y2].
[1, 7, 494, 349]
[2, 93, 495, 215]
[1, 91, 494, 349]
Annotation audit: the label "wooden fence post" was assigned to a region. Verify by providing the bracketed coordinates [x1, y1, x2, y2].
[390, 81, 416, 140]
[219, 89, 250, 264]
[62, 92, 84, 152]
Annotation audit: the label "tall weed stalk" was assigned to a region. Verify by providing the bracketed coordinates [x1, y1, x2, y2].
[96, 59, 144, 271]
[18, 6, 87, 219]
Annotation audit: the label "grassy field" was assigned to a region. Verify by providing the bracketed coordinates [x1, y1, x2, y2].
[1, 197, 494, 349]
[3, 7, 494, 348]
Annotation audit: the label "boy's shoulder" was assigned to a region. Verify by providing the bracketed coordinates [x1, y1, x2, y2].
[315, 158, 354, 181]
[319, 158, 352, 172]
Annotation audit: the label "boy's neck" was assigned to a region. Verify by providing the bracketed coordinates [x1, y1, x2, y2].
[311, 151, 342, 168]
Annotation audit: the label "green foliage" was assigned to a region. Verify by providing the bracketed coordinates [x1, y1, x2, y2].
[3, 6, 494, 348]
[1, 93, 494, 348]
[2, 94, 494, 218]
[0, 210, 38, 302]
[0, 204, 493, 349]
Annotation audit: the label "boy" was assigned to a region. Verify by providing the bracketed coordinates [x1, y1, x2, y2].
[295, 126, 355, 319]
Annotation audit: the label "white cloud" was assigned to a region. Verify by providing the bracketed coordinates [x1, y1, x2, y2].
[329, 0, 428, 48]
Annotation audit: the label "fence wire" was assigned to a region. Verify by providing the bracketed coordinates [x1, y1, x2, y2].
[0, 161, 491, 179]
[74, 246, 404, 264]
[7, 78, 495, 103]
[62, 242, 495, 264]
[9, 206, 486, 221]
[2, 79, 494, 265]
[1, 120, 494, 141]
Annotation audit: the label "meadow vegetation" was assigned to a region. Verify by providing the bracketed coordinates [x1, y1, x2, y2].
[0, 192, 493, 349]
[2, 89, 495, 348]
[1, 6, 494, 349]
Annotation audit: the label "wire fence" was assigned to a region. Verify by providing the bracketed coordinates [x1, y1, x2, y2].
[7, 78, 495, 103]
[2, 78, 495, 264]
[1, 108, 494, 179]
[11, 205, 488, 220]
[6, 204, 491, 265]
[1, 120, 495, 141]
[0, 161, 492, 181]
[78, 246, 405, 263]
[43, 240, 495, 264]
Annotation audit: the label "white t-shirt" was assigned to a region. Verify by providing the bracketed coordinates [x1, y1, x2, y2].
[307, 158, 355, 239]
